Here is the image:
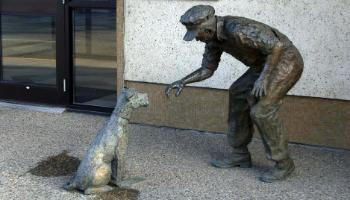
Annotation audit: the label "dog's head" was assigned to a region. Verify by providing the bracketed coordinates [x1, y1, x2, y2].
[125, 88, 149, 109]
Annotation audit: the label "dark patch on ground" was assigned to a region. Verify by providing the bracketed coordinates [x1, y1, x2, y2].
[29, 150, 80, 177]
[93, 187, 139, 200]
[67, 186, 140, 200]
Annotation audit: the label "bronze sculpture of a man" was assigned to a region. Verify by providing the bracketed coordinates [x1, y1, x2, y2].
[165, 5, 303, 182]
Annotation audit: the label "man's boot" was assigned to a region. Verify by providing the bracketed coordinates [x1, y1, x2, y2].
[259, 157, 295, 183]
[211, 152, 252, 168]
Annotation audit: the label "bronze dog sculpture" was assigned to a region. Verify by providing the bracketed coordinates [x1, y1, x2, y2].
[64, 88, 149, 194]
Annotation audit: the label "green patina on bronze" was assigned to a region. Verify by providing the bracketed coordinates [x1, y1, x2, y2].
[64, 88, 149, 194]
[166, 5, 304, 182]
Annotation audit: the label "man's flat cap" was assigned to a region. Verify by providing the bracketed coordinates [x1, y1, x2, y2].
[180, 5, 215, 26]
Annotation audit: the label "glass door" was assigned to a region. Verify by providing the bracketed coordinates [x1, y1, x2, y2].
[0, 0, 68, 105]
[65, 0, 117, 112]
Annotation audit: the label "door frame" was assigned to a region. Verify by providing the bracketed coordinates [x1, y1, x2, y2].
[63, 0, 117, 113]
[0, 1, 69, 105]
[0, 0, 124, 109]
[116, 0, 124, 96]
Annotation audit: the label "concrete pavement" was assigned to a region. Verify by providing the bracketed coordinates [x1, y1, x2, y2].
[0, 105, 349, 200]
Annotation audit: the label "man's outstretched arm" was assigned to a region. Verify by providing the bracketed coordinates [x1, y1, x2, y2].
[165, 67, 214, 97]
[165, 43, 223, 97]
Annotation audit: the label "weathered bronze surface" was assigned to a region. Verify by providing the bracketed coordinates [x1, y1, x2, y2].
[165, 5, 303, 182]
[64, 88, 149, 194]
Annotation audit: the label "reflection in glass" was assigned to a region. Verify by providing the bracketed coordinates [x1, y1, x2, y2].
[73, 9, 117, 108]
[1, 14, 56, 85]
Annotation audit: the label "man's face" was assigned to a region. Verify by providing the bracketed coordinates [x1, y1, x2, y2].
[195, 26, 216, 42]
[184, 16, 216, 43]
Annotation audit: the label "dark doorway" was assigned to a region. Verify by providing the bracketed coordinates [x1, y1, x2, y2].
[65, 0, 117, 113]
[0, 0, 117, 112]
[0, 0, 68, 105]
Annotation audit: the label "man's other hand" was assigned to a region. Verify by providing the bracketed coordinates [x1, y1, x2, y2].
[251, 76, 267, 98]
[165, 80, 185, 97]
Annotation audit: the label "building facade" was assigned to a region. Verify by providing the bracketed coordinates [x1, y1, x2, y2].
[0, 0, 349, 149]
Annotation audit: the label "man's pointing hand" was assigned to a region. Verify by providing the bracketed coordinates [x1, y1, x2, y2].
[165, 80, 185, 97]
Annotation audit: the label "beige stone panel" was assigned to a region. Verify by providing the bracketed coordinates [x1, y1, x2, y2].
[126, 81, 350, 150]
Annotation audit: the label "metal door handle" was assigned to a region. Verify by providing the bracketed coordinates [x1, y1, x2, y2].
[63, 79, 67, 92]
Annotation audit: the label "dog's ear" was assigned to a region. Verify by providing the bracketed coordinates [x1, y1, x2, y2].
[125, 88, 137, 99]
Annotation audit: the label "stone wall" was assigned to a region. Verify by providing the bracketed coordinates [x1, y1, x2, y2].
[124, 0, 350, 100]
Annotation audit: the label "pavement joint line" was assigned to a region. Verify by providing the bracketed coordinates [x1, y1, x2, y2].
[0, 101, 65, 114]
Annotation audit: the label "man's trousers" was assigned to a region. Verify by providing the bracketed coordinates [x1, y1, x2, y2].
[227, 46, 303, 162]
